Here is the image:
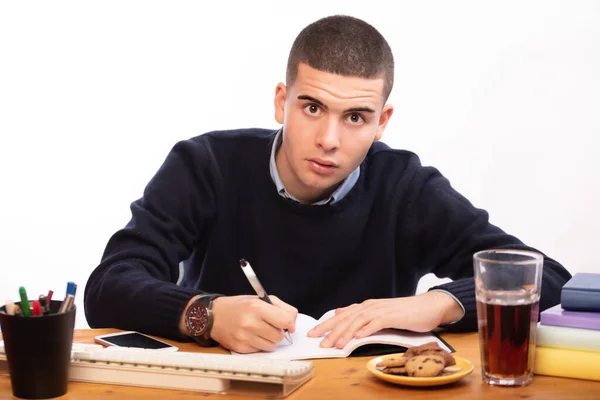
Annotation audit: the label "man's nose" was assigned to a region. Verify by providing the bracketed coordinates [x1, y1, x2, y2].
[316, 120, 341, 151]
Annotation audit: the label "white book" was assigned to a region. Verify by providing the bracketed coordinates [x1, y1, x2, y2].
[536, 322, 600, 352]
[231, 309, 453, 360]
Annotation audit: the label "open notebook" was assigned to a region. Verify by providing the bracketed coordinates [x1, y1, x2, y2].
[231, 309, 453, 360]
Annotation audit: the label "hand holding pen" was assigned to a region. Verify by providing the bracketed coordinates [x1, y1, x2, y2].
[239, 259, 294, 345]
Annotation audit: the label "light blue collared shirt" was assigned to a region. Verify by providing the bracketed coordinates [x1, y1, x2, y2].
[269, 129, 359, 205]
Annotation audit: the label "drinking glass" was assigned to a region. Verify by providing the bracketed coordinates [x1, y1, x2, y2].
[474, 249, 543, 387]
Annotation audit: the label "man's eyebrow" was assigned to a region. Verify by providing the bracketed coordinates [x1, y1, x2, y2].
[345, 106, 375, 113]
[297, 95, 375, 113]
[298, 95, 327, 109]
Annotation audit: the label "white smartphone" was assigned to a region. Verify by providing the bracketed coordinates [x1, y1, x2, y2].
[94, 331, 179, 351]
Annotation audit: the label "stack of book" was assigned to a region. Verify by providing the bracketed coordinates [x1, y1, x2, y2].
[534, 273, 600, 381]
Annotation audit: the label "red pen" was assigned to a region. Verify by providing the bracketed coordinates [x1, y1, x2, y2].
[31, 300, 42, 316]
[47, 290, 54, 311]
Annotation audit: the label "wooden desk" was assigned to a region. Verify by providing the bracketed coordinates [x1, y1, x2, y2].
[1, 329, 599, 399]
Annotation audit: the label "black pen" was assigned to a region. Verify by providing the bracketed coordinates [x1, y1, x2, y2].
[239, 259, 293, 344]
[38, 294, 48, 314]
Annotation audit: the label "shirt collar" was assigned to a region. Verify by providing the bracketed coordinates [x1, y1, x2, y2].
[269, 129, 360, 205]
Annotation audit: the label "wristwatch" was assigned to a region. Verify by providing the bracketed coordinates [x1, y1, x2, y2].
[185, 294, 221, 347]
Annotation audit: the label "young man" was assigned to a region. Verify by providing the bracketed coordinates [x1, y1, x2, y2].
[84, 15, 571, 354]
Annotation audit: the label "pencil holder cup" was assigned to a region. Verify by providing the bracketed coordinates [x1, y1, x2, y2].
[0, 300, 76, 399]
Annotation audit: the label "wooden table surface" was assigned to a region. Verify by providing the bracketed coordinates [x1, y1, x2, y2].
[2, 329, 599, 399]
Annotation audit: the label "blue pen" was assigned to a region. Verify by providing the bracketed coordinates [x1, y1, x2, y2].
[66, 281, 77, 296]
[19, 286, 32, 317]
[57, 281, 77, 313]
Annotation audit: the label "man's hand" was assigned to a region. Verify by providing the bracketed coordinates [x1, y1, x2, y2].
[306, 291, 464, 349]
[207, 295, 297, 354]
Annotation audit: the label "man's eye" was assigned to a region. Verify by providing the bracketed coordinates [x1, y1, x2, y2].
[347, 113, 364, 124]
[303, 104, 321, 115]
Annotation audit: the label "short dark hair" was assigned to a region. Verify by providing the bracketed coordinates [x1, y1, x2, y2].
[286, 15, 394, 101]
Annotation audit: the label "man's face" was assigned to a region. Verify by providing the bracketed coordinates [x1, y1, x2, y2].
[274, 63, 393, 204]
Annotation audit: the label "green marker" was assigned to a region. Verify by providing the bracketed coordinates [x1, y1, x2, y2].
[19, 286, 31, 317]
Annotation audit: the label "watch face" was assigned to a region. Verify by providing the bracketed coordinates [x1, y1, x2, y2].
[187, 302, 209, 336]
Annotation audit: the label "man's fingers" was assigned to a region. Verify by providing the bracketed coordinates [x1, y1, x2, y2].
[254, 298, 296, 332]
[211, 295, 298, 353]
[230, 343, 261, 354]
[308, 303, 362, 338]
[334, 303, 358, 315]
[319, 314, 356, 348]
[268, 296, 298, 320]
[307, 316, 336, 338]
[310, 301, 370, 338]
[269, 295, 298, 314]
[268, 295, 298, 332]
[253, 319, 286, 344]
[332, 312, 373, 348]
[354, 318, 384, 339]
[248, 332, 281, 352]
[314, 301, 386, 348]
[326, 311, 373, 349]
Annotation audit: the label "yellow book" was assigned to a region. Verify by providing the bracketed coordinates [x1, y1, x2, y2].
[534, 346, 600, 381]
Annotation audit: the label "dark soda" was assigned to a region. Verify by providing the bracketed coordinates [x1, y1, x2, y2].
[477, 295, 539, 384]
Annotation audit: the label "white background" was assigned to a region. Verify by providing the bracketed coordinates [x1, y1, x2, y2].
[1, 1, 598, 329]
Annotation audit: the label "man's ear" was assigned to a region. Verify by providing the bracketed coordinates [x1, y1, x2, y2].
[374, 104, 394, 142]
[274, 83, 287, 124]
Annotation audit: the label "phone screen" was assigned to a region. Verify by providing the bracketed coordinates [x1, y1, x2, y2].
[101, 333, 173, 349]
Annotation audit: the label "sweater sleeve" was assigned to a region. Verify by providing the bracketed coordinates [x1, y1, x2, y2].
[84, 137, 220, 341]
[399, 159, 572, 332]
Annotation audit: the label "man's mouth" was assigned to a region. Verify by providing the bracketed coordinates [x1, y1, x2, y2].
[307, 158, 338, 175]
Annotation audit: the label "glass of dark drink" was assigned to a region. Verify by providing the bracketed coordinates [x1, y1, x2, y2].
[474, 249, 543, 387]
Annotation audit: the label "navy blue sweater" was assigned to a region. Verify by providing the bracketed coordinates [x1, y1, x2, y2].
[84, 128, 571, 340]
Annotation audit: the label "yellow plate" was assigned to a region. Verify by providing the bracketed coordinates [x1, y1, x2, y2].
[367, 353, 475, 387]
